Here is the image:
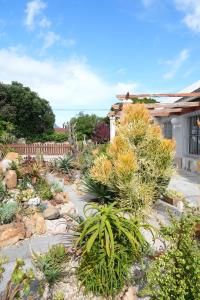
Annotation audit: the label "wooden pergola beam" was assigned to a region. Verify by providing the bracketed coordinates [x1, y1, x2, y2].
[117, 93, 200, 99]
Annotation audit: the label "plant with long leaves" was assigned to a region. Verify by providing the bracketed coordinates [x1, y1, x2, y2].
[76, 202, 152, 297]
[57, 155, 74, 174]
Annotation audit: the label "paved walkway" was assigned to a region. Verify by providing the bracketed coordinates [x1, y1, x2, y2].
[168, 170, 200, 207]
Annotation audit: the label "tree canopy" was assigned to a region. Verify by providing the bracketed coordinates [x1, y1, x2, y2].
[0, 81, 55, 138]
[70, 112, 108, 141]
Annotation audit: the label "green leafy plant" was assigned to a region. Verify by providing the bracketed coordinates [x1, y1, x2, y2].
[76, 203, 150, 297]
[53, 291, 65, 300]
[0, 256, 8, 282]
[2, 259, 37, 300]
[57, 155, 74, 174]
[164, 189, 184, 200]
[32, 244, 69, 285]
[0, 201, 18, 224]
[141, 208, 200, 300]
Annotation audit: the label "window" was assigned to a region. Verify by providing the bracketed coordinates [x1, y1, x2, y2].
[163, 122, 172, 139]
[189, 115, 200, 155]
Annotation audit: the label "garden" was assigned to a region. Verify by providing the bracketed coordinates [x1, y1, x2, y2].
[0, 104, 199, 300]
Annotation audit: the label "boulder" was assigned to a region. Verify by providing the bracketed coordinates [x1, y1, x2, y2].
[43, 207, 60, 220]
[5, 152, 19, 162]
[0, 223, 25, 248]
[24, 217, 36, 238]
[123, 287, 137, 300]
[27, 197, 41, 206]
[0, 159, 12, 174]
[45, 218, 67, 234]
[60, 202, 76, 216]
[55, 192, 70, 203]
[33, 213, 46, 235]
[5, 170, 17, 189]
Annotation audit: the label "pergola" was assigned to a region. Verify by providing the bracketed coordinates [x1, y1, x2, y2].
[108, 92, 200, 118]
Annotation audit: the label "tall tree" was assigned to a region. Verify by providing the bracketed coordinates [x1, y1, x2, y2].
[0, 81, 55, 138]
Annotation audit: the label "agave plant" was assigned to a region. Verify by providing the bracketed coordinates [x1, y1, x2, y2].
[57, 155, 74, 174]
[82, 175, 116, 204]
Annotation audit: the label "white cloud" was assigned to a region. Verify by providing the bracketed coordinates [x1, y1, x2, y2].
[40, 31, 60, 51]
[163, 49, 190, 79]
[174, 0, 200, 32]
[142, 0, 154, 8]
[25, 0, 46, 30]
[39, 17, 51, 28]
[0, 48, 138, 125]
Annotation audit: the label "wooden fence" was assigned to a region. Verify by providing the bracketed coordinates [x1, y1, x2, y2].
[8, 143, 71, 156]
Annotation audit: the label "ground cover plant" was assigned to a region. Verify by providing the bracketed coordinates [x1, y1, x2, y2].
[0, 201, 18, 224]
[89, 104, 175, 212]
[140, 207, 200, 300]
[76, 202, 151, 297]
[33, 244, 69, 285]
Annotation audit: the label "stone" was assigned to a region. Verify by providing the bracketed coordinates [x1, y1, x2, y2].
[27, 197, 41, 206]
[55, 192, 70, 203]
[5, 170, 17, 189]
[123, 287, 137, 300]
[0, 159, 12, 174]
[43, 207, 60, 220]
[45, 218, 67, 234]
[60, 202, 76, 216]
[33, 213, 46, 235]
[24, 218, 36, 238]
[0, 223, 25, 248]
[5, 152, 19, 162]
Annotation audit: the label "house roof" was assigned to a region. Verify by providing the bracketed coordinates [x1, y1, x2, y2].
[54, 128, 67, 133]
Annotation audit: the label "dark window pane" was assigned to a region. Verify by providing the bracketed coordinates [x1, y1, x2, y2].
[189, 115, 200, 155]
[163, 122, 172, 139]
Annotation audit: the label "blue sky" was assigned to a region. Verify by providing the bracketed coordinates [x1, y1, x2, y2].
[0, 0, 200, 125]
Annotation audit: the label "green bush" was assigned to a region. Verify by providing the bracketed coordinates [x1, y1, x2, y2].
[76, 203, 150, 297]
[141, 208, 200, 300]
[0, 201, 18, 224]
[33, 244, 69, 285]
[28, 132, 68, 143]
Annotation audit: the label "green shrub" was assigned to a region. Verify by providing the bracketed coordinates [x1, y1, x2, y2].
[33, 244, 69, 285]
[28, 132, 68, 143]
[0, 256, 8, 282]
[141, 208, 200, 300]
[76, 203, 150, 297]
[0, 201, 18, 224]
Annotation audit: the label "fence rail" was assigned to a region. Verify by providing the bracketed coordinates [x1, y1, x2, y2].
[8, 143, 71, 156]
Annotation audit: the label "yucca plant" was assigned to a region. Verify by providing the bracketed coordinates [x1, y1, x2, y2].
[76, 202, 151, 297]
[57, 155, 74, 174]
[83, 175, 116, 204]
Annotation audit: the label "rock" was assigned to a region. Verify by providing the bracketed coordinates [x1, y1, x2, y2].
[28, 197, 41, 206]
[123, 287, 137, 300]
[33, 213, 46, 235]
[0, 159, 12, 174]
[60, 202, 76, 216]
[0, 223, 25, 248]
[55, 192, 70, 203]
[45, 218, 67, 234]
[43, 207, 60, 220]
[24, 218, 36, 238]
[5, 152, 19, 162]
[5, 170, 17, 189]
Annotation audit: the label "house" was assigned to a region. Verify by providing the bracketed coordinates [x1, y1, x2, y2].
[108, 82, 200, 173]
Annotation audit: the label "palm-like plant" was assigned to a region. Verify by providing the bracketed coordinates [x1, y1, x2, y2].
[76, 202, 152, 297]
